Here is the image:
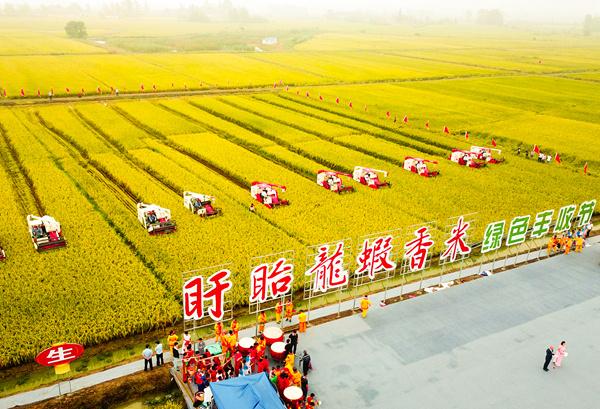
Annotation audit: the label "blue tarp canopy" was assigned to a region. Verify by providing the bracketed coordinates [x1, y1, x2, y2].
[210, 373, 285, 409]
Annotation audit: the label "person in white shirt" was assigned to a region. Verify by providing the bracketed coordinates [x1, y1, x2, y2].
[155, 340, 164, 367]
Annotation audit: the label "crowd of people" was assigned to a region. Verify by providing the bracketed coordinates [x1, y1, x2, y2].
[157, 305, 320, 409]
[547, 223, 593, 256]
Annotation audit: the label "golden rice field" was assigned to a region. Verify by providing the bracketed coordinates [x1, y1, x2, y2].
[0, 21, 599, 367]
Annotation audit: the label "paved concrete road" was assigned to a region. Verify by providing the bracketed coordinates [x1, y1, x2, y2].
[301, 242, 600, 409]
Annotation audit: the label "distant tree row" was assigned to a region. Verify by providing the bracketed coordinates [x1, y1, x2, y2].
[583, 15, 600, 36]
[476, 9, 504, 26]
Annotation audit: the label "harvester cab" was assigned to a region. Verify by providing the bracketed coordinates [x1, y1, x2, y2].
[26, 214, 67, 251]
[403, 157, 439, 177]
[449, 149, 485, 168]
[137, 203, 176, 234]
[316, 170, 354, 194]
[251, 182, 290, 209]
[353, 166, 390, 189]
[0, 246, 5, 261]
[470, 146, 503, 164]
[183, 192, 221, 217]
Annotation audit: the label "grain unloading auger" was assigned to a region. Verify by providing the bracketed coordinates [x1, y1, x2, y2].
[183, 192, 222, 217]
[352, 166, 390, 189]
[26, 214, 67, 251]
[316, 170, 355, 194]
[449, 149, 485, 168]
[470, 146, 504, 164]
[137, 203, 176, 234]
[403, 157, 439, 177]
[251, 182, 290, 209]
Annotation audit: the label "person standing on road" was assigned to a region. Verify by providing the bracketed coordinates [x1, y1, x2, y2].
[553, 341, 567, 369]
[258, 311, 267, 333]
[167, 330, 178, 355]
[275, 300, 283, 323]
[285, 300, 294, 322]
[543, 346, 554, 372]
[142, 344, 153, 371]
[298, 310, 307, 333]
[301, 350, 311, 376]
[172, 341, 181, 371]
[289, 330, 298, 354]
[360, 295, 372, 318]
[155, 340, 164, 367]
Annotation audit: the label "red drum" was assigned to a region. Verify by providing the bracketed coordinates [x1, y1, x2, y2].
[263, 326, 283, 345]
[238, 337, 254, 355]
[270, 342, 286, 361]
[283, 386, 303, 404]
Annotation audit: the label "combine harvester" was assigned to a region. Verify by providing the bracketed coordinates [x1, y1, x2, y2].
[403, 157, 439, 177]
[316, 170, 354, 194]
[27, 214, 67, 251]
[183, 192, 221, 217]
[0, 245, 5, 261]
[137, 203, 177, 234]
[470, 146, 504, 164]
[449, 149, 485, 168]
[251, 182, 289, 209]
[352, 166, 390, 189]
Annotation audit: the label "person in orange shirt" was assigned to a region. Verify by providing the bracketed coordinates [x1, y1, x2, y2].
[167, 330, 178, 355]
[275, 301, 283, 323]
[257, 334, 267, 355]
[547, 236, 556, 255]
[231, 319, 240, 342]
[564, 237, 572, 255]
[575, 236, 584, 252]
[290, 367, 302, 386]
[258, 311, 267, 334]
[360, 295, 372, 318]
[298, 310, 307, 333]
[285, 300, 294, 322]
[214, 321, 223, 343]
[221, 330, 233, 358]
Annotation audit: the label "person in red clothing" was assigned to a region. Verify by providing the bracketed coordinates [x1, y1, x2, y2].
[233, 349, 243, 376]
[257, 356, 270, 373]
[277, 371, 291, 395]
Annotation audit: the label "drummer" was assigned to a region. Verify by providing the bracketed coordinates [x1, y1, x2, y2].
[230, 319, 240, 343]
[256, 356, 270, 373]
[258, 311, 267, 333]
[290, 367, 302, 386]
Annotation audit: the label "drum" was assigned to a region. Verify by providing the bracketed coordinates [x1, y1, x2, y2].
[270, 341, 286, 361]
[263, 326, 283, 345]
[283, 386, 303, 403]
[205, 343, 222, 356]
[238, 337, 255, 355]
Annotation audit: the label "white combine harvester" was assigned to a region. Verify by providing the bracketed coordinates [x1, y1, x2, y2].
[0, 245, 5, 261]
[316, 170, 354, 194]
[403, 157, 439, 177]
[26, 214, 67, 251]
[470, 146, 503, 164]
[251, 182, 289, 209]
[352, 166, 390, 189]
[449, 149, 485, 168]
[183, 192, 221, 217]
[137, 203, 176, 234]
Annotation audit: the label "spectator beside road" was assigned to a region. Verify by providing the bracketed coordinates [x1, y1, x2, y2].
[155, 340, 164, 367]
[142, 344, 153, 371]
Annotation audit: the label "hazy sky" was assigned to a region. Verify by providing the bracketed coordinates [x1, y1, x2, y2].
[6, 0, 600, 23]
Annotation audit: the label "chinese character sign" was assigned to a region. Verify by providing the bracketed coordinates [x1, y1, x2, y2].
[554, 204, 577, 233]
[35, 343, 84, 367]
[577, 199, 596, 226]
[481, 220, 505, 253]
[356, 235, 396, 279]
[530, 209, 554, 238]
[305, 242, 349, 293]
[506, 215, 531, 246]
[249, 258, 294, 303]
[441, 216, 472, 263]
[183, 269, 232, 321]
[403, 227, 434, 271]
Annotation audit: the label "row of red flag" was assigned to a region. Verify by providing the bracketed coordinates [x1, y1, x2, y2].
[3, 83, 201, 97]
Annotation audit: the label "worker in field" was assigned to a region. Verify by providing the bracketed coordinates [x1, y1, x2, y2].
[214, 321, 223, 343]
[360, 295, 372, 318]
[231, 319, 240, 342]
[167, 330, 178, 355]
[258, 311, 267, 333]
[298, 310, 307, 333]
[249, 203, 256, 213]
[285, 300, 294, 322]
[275, 300, 283, 323]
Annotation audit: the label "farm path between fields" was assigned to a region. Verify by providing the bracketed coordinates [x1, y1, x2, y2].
[2, 236, 599, 408]
[1, 68, 594, 108]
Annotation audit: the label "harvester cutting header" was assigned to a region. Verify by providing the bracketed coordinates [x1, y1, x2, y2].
[316, 170, 354, 194]
[183, 192, 221, 217]
[27, 214, 67, 251]
[137, 203, 176, 234]
[403, 157, 439, 177]
[251, 182, 289, 209]
[449, 149, 485, 168]
[352, 166, 390, 189]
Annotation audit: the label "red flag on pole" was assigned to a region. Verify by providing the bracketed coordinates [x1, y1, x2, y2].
[37, 89, 41, 97]
[319, 95, 323, 101]
[465, 131, 469, 140]
[554, 152, 561, 163]
[97, 87, 101, 94]
[2, 89, 6, 97]
[443, 126, 450, 134]
[153, 84, 156, 91]
[533, 144, 540, 154]
[306, 91, 310, 97]
[583, 162, 588, 174]
[335, 97, 340, 104]
[141, 84, 145, 91]
[66, 87, 70, 94]
[425, 121, 430, 129]
[348, 101, 353, 108]
[20, 88, 25, 97]
[492, 138, 497, 147]
[403, 115, 408, 124]
[394, 115, 397, 123]
[386, 111, 391, 118]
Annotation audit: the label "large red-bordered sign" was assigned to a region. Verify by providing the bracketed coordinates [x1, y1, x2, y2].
[35, 343, 84, 367]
